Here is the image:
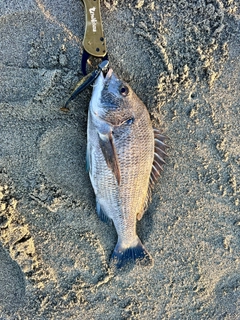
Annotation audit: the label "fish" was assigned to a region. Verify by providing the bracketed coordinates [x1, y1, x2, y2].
[86, 68, 168, 268]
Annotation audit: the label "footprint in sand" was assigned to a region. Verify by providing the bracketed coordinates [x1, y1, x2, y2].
[38, 124, 92, 200]
[214, 272, 240, 317]
[0, 243, 25, 313]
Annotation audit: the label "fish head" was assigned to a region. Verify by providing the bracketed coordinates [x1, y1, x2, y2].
[88, 69, 153, 186]
[90, 69, 141, 127]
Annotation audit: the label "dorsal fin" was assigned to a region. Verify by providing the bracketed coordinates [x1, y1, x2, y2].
[137, 128, 168, 220]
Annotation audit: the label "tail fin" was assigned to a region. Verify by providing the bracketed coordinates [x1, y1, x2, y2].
[111, 237, 153, 269]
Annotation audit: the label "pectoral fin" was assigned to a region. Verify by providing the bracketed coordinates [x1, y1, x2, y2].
[98, 132, 121, 185]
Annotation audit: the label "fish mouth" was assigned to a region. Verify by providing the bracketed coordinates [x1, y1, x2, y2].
[104, 68, 113, 79]
[102, 68, 113, 83]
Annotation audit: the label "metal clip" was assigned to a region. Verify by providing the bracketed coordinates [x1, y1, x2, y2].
[62, 60, 109, 111]
[81, 0, 108, 75]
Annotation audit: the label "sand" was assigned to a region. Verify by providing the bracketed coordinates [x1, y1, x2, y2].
[0, 0, 239, 319]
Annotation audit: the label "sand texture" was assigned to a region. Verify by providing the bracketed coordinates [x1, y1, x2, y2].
[0, 0, 240, 319]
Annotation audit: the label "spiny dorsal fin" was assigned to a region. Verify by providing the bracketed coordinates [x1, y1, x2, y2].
[138, 128, 168, 220]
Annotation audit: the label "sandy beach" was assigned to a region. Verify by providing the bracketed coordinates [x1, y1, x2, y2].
[0, 0, 239, 319]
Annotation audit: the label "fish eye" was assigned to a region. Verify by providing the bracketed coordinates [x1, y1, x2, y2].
[126, 117, 134, 125]
[120, 85, 129, 96]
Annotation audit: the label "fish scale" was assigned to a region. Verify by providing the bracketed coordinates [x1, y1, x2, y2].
[87, 68, 167, 268]
[117, 118, 154, 219]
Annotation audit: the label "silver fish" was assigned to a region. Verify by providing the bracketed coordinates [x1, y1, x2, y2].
[87, 69, 167, 268]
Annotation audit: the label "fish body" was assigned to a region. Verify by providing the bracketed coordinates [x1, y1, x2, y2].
[87, 69, 167, 268]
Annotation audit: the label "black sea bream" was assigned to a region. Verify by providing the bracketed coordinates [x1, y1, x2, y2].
[87, 69, 167, 268]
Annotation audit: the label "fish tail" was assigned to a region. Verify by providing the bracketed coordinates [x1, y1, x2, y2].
[111, 237, 153, 269]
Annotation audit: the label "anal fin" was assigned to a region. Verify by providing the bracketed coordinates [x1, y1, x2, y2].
[96, 200, 112, 224]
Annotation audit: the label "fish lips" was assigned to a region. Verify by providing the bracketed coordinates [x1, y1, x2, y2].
[104, 68, 113, 80]
[96, 68, 113, 84]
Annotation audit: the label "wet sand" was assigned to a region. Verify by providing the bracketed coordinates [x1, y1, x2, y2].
[0, 0, 239, 319]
